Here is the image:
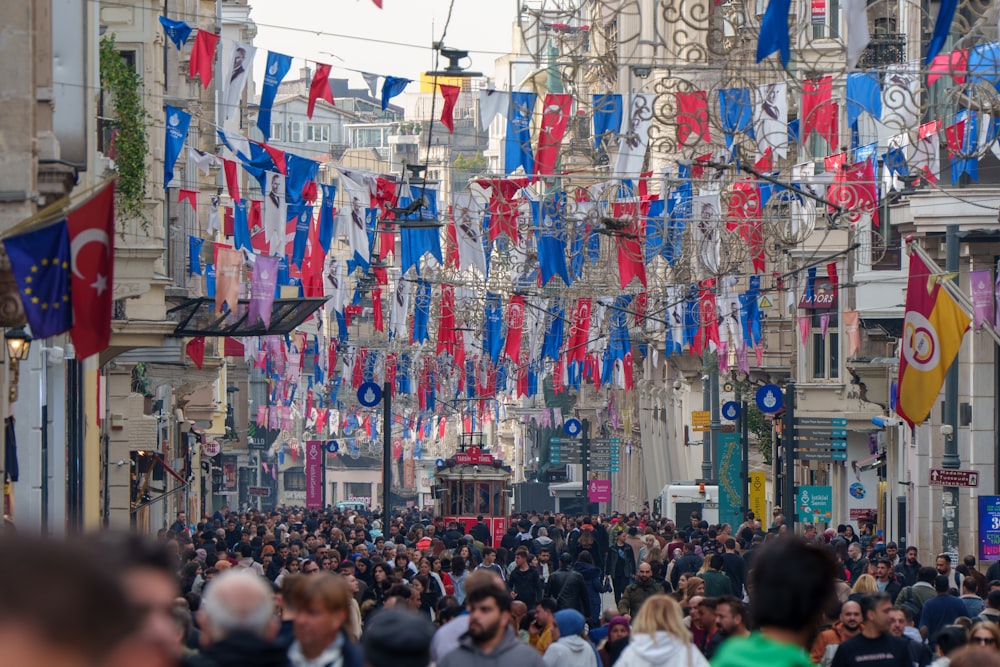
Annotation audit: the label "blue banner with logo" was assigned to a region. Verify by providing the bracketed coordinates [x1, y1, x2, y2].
[164, 105, 191, 188]
[257, 51, 293, 141]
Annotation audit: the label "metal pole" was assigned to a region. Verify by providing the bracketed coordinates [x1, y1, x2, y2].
[709, 365, 720, 484]
[382, 380, 392, 518]
[740, 395, 750, 521]
[40, 349, 48, 535]
[581, 418, 590, 508]
[66, 352, 83, 533]
[701, 370, 712, 482]
[784, 382, 796, 533]
[942, 224, 960, 558]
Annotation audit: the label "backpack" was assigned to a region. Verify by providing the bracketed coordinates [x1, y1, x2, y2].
[899, 586, 923, 620]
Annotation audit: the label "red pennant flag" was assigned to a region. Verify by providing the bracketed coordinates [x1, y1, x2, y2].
[255, 141, 287, 174]
[178, 188, 198, 210]
[928, 49, 967, 86]
[224, 337, 245, 357]
[186, 337, 206, 369]
[535, 93, 573, 175]
[567, 297, 591, 364]
[444, 216, 460, 268]
[802, 76, 839, 149]
[436, 285, 457, 356]
[503, 294, 525, 361]
[249, 201, 269, 253]
[476, 178, 529, 243]
[844, 159, 879, 227]
[676, 91, 710, 144]
[372, 0, 383, 6]
[307, 64, 334, 119]
[189, 31, 219, 89]
[622, 350, 634, 391]
[439, 84, 461, 133]
[222, 158, 240, 202]
[945, 119, 967, 155]
[372, 286, 384, 332]
[612, 201, 647, 288]
[223, 206, 234, 237]
[67, 181, 115, 359]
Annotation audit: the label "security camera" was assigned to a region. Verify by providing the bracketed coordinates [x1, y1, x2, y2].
[673, 380, 684, 391]
[473, 465, 480, 475]
[941, 424, 954, 437]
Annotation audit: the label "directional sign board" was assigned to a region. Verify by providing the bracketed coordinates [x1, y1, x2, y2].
[798, 450, 848, 461]
[929, 469, 979, 487]
[692, 410, 711, 432]
[795, 417, 848, 427]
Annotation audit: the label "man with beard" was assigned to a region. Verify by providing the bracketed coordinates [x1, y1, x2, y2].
[811, 600, 863, 666]
[887, 606, 933, 667]
[716, 596, 750, 639]
[437, 576, 545, 667]
[830, 593, 910, 667]
[617, 562, 666, 616]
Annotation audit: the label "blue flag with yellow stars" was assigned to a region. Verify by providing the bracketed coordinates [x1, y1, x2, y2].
[4, 220, 72, 338]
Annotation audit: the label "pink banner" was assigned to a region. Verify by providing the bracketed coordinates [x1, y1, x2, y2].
[588, 479, 612, 503]
[305, 439, 324, 510]
[970, 269, 993, 330]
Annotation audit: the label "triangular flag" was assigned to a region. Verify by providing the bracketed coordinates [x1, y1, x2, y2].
[178, 188, 198, 210]
[439, 84, 460, 133]
[188, 30, 219, 89]
[307, 64, 334, 119]
[186, 337, 206, 369]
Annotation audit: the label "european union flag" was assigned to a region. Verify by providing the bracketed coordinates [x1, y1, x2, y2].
[4, 220, 72, 338]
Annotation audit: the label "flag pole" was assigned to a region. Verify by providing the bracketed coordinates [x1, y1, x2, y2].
[905, 237, 1000, 347]
[0, 176, 117, 241]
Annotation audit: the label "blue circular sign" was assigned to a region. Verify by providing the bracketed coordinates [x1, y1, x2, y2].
[326, 440, 339, 454]
[564, 418, 582, 437]
[721, 401, 740, 421]
[358, 381, 382, 407]
[435, 458, 445, 467]
[755, 384, 783, 413]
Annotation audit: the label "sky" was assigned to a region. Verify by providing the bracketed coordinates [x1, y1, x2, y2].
[250, 0, 520, 90]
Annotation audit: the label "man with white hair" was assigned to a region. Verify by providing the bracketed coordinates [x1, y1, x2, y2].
[185, 569, 290, 667]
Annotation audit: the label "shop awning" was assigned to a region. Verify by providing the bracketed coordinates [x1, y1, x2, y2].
[168, 297, 327, 337]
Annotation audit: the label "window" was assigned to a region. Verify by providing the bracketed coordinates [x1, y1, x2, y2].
[284, 469, 305, 491]
[811, 0, 840, 39]
[810, 312, 840, 380]
[99, 50, 137, 155]
[270, 123, 283, 141]
[289, 121, 302, 143]
[306, 123, 330, 143]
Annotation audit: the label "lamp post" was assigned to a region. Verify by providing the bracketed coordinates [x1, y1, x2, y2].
[2, 328, 30, 524]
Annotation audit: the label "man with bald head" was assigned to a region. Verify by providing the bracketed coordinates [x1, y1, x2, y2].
[185, 569, 288, 667]
[811, 600, 863, 666]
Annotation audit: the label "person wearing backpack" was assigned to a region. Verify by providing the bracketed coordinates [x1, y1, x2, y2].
[894, 566, 937, 620]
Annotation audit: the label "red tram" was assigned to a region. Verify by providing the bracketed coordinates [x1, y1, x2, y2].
[433, 435, 511, 546]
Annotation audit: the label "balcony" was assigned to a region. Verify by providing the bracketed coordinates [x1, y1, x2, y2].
[857, 34, 905, 69]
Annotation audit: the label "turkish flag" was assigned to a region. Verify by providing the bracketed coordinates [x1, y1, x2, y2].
[372, 286, 384, 332]
[189, 30, 219, 89]
[802, 76, 839, 149]
[677, 91, 710, 144]
[307, 64, 334, 119]
[67, 181, 115, 359]
[186, 337, 205, 369]
[567, 297, 591, 364]
[503, 294, 525, 361]
[439, 84, 460, 133]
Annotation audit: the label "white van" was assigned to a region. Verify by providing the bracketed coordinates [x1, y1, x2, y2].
[659, 483, 719, 525]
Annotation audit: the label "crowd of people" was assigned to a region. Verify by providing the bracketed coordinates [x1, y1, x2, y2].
[7, 503, 1000, 667]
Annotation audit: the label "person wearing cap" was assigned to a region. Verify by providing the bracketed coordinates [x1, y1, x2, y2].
[543, 609, 600, 667]
[361, 608, 435, 667]
[598, 616, 632, 667]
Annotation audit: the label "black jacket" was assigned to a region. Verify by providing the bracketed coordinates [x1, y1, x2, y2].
[605, 542, 637, 580]
[508, 564, 544, 608]
[670, 553, 704, 590]
[469, 522, 492, 546]
[546, 565, 591, 618]
[183, 634, 290, 667]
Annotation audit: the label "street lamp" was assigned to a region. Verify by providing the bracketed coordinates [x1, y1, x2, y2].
[5, 327, 32, 361]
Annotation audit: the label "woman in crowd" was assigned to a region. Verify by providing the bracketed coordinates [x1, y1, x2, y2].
[599, 616, 632, 667]
[614, 594, 710, 667]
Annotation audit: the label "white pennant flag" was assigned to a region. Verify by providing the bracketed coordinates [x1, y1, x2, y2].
[452, 192, 487, 276]
[881, 64, 920, 130]
[262, 171, 287, 256]
[842, 0, 870, 70]
[613, 93, 655, 178]
[324, 256, 349, 314]
[389, 272, 411, 339]
[754, 82, 788, 159]
[911, 120, 941, 184]
[188, 147, 218, 176]
[479, 89, 510, 129]
[337, 168, 373, 266]
[693, 194, 722, 277]
[222, 41, 256, 122]
[527, 297, 548, 361]
[207, 193, 221, 235]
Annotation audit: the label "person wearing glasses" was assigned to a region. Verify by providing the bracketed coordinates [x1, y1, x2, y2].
[970, 621, 1000, 651]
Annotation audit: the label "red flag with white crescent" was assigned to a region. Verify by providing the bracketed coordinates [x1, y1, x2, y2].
[535, 93, 572, 175]
[67, 182, 115, 359]
[567, 298, 591, 364]
[503, 294, 525, 361]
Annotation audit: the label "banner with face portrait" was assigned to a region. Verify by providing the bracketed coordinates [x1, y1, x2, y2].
[222, 41, 256, 122]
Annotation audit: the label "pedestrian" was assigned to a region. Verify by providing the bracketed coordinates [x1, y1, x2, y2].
[831, 593, 911, 667]
[701, 554, 733, 597]
[932, 625, 969, 666]
[897, 567, 939, 621]
[606, 530, 638, 602]
[619, 562, 668, 617]
[529, 597, 558, 654]
[614, 594, 709, 667]
[436, 574, 546, 667]
[285, 572, 364, 667]
[543, 609, 600, 667]
[715, 596, 750, 640]
[509, 546, 544, 608]
[184, 569, 289, 667]
[921, 576, 970, 651]
[969, 621, 1000, 651]
[960, 577, 985, 618]
[811, 600, 863, 666]
[598, 616, 631, 667]
[949, 645, 1000, 667]
[361, 608, 435, 667]
[546, 552, 591, 619]
[713, 538, 840, 667]
[573, 551, 605, 627]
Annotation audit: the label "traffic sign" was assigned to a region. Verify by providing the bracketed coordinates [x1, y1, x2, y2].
[929, 469, 979, 487]
[797, 450, 848, 461]
[563, 419, 582, 437]
[692, 410, 710, 432]
[796, 440, 847, 449]
[325, 440, 340, 454]
[721, 401, 740, 421]
[797, 428, 849, 439]
[756, 384, 783, 413]
[358, 382, 382, 407]
[795, 417, 848, 427]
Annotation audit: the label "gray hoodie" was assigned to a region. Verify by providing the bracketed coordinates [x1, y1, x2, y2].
[543, 636, 598, 667]
[438, 626, 546, 667]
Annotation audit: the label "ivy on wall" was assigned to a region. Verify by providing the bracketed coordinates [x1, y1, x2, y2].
[99, 35, 149, 227]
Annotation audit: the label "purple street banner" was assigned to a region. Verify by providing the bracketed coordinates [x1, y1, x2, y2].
[979, 495, 1000, 561]
[305, 439, 325, 510]
[970, 269, 993, 330]
[588, 479, 612, 503]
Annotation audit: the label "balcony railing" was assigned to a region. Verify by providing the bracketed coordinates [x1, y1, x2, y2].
[858, 34, 905, 68]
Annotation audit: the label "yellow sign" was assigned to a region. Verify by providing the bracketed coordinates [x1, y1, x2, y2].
[692, 410, 710, 432]
[419, 73, 468, 93]
[749, 472, 767, 522]
[758, 294, 773, 309]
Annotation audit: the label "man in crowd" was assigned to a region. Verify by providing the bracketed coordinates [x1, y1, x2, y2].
[875, 559, 902, 600]
[830, 593, 910, 667]
[960, 577, 985, 617]
[529, 598, 557, 655]
[508, 546, 544, 608]
[811, 600, 862, 665]
[286, 572, 364, 667]
[715, 596, 750, 639]
[919, 575, 968, 650]
[846, 543, 868, 584]
[887, 606, 933, 667]
[546, 552, 590, 619]
[605, 529, 636, 602]
[701, 553, 734, 597]
[438, 576, 545, 667]
[721, 538, 746, 597]
[691, 597, 723, 659]
[617, 562, 666, 616]
[935, 554, 963, 592]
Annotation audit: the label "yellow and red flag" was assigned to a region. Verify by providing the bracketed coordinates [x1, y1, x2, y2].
[897, 253, 970, 428]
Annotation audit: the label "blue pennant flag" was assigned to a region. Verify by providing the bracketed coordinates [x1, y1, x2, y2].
[505, 91, 536, 175]
[289, 203, 314, 268]
[381, 76, 411, 111]
[740, 276, 762, 346]
[684, 289, 699, 347]
[285, 152, 318, 206]
[189, 235, 204, 276]
[926, 0, 958, 66]
[967, 42, 1000, 89]
[335, 310, 349, 344]
[485, 293, 505, 363]
[257, 51, 293, 140]
[645, 198, 666, 263]
[718, 88, 755, 147]
[592, 94, 623, 148]
[846, 72, 883, 128]
[4, 221, 72, 338]
[318, 184, 337, 255]
[233, 199, 252, 253]
[884, 144, 907, 179]
[159, 16, 192, 50]
[542, 300, 565, 361]
[535, 193, 570, 286]
[787, 118, 800, 143]
[412, 279, 431, 344]
[164, 105, 191, 189]
[756, 0, 791, 67]
[205, 264, 215, 297]
[952, 110, 979, 186]
[398, 354, 411, 394]
[665, 171, 692, 266]
[527, 361, 538, 397]
[608, 294, 633, 362]
[399, 185, 443, 275]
